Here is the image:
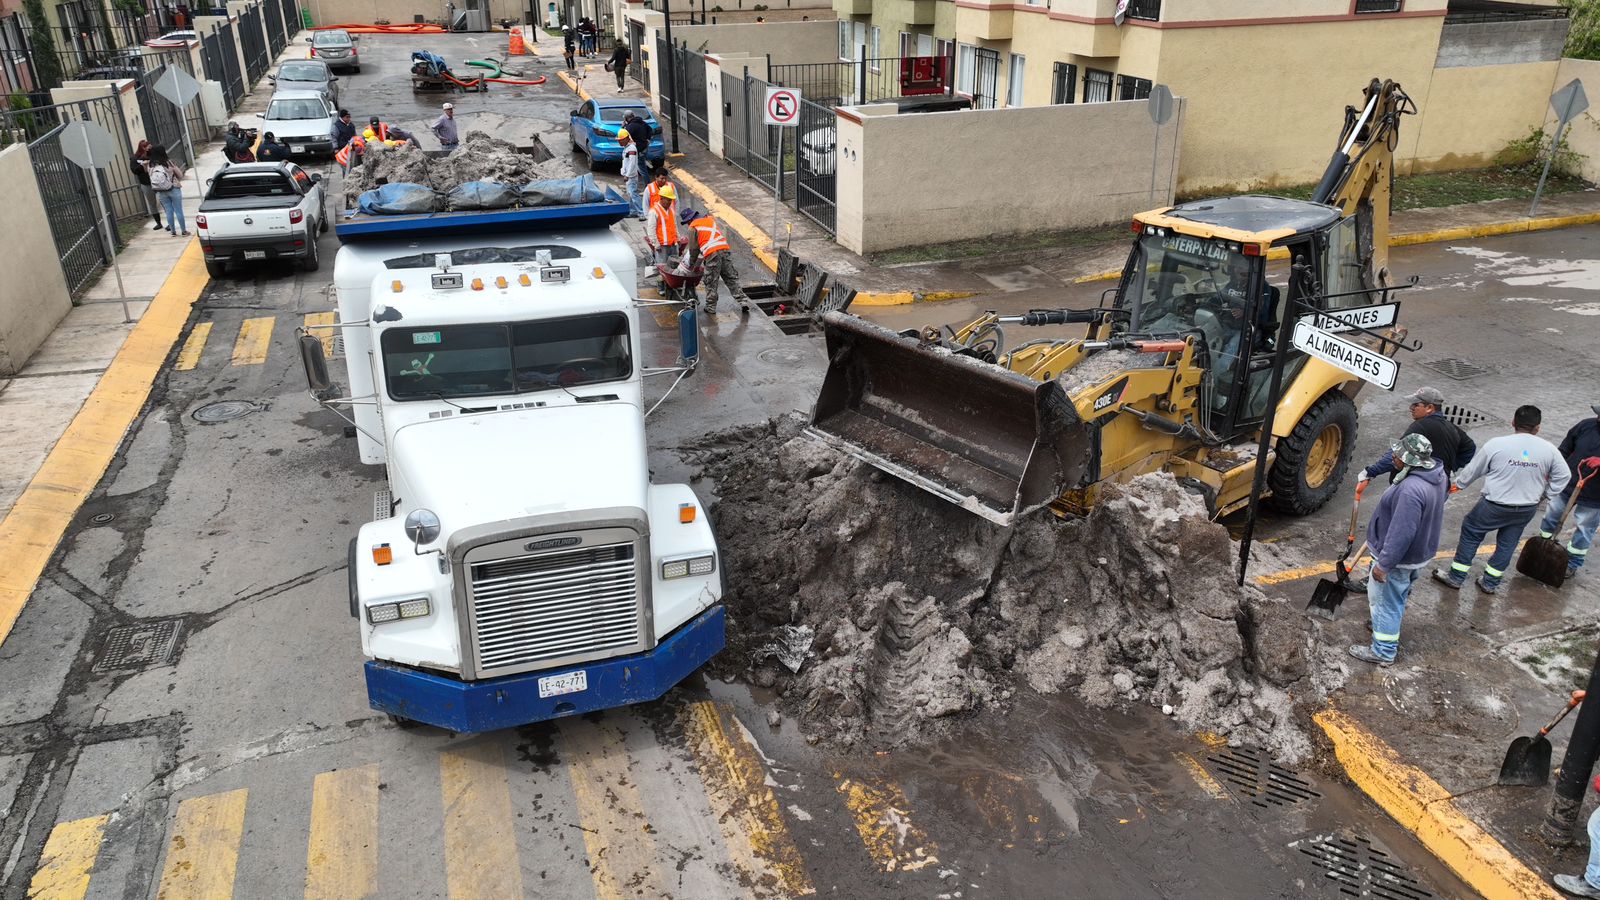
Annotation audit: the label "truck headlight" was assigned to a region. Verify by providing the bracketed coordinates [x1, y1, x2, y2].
[662, 553, 716, 580]
[367, 597, 432, 624]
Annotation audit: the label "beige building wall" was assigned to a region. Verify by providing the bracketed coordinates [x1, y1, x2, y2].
[670, 20, 840, 66]
[1553, 57, 1600, 185]
[835, 96, 1181, 253]
[1410, 61, 1558, 171]
[0, 145, 73, 375]
[301, 0, 531, 26]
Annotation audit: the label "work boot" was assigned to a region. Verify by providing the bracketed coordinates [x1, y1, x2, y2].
[1347, 645, 1394, 668]
[1554, 874, 1600, 898]
[1477, 575, 1500, 595]
[1432, 568, 1464, 589]
[703, 302, 717, 316]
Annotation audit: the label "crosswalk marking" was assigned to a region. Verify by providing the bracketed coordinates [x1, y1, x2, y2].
[834, 776, 939, 873]
[155, 788, 248, 900]
[230, 317, 275, 366]
[175, 322, 213, 371]
[27, 814, 108, 900]
[301, 312, 337, 358]
[439, 742, 524, 900]
[680, 700, 816, 896]
[563, 722, 670, 900]
[305, 765, 379, 900]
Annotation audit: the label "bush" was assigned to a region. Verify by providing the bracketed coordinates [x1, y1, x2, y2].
[1499, 125, 1585, 179]
[22, 0, 62, 90]
[1564, 0, 1600, 59]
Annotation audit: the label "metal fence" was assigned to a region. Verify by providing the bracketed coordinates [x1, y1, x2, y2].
[265, 0, 288, 56]
[26, 122, 106, 294]
[238, 5, 268, 83]
[771, 54, 954, 108]
[719, 67, 789, 197]
[794, 97, 834, 233]
[675, 42, 708, 142]
[202, 22, 244, 110]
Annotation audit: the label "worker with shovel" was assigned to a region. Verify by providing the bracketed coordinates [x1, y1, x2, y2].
[1349, 433, 1449, 668]
[1538, 404, 1600, 580]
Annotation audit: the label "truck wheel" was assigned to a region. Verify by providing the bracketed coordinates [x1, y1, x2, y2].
[204, 258, 226, 278]
[347, 537, 359, 618]
[1266, 390, 1358, 516]
[302, 235, 321, 272]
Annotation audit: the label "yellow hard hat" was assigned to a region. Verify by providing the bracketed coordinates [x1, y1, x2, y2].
[659, 184, 676, 200]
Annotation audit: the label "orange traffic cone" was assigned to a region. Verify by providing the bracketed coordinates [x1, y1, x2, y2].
[509, 26, 527, 55]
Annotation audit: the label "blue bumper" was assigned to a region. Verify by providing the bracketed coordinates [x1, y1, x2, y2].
[365, 604, 725, 733]
[589, 138, 667, 164]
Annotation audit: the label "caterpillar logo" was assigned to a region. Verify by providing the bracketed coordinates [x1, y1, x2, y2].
[526, 536, 582, 551]
[1091, 377, 1130, 414]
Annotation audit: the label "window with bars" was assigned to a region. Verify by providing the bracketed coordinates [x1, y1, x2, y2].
[1052, 61, 1076, 104]
[1126, 0, 1161, 20]
[1117, 75, 1152, 101]
[1083, 67, 1113, 103]
[1354, 0, 1402, 12]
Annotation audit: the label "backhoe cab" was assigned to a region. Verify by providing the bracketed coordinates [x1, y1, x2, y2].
[809, 78, 1413, 525]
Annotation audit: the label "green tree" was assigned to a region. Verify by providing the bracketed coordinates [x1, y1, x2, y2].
[1563, 0, 1600, 59]
[22, 0, 63, 90]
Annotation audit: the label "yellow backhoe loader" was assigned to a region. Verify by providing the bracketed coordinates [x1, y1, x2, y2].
[810, 78, 1416, 526]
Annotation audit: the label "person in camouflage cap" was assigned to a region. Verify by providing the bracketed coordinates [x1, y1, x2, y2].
[1350, 432, 1450, 667]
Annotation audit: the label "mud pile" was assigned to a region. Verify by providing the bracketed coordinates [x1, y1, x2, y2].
[692, 415, 1344, 761]
[342, 131, 574, 205]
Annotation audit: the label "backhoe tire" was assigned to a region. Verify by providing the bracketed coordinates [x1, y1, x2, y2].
[1266, 390, 1357, 516]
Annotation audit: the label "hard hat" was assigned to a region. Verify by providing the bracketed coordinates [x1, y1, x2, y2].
[659, 184, 676, 200]
[442, 102, 454, 110]
[617, 130, 631, 142]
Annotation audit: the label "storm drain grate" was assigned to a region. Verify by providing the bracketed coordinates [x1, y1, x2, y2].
[1293, 831, 1434, 900]
[1421, 357, 1491, 381]
[1205, 746, 1321, 808]
[192, 400, 260, 424]
[94, 620, 182, 672]
[1435, 403, 1494, 429]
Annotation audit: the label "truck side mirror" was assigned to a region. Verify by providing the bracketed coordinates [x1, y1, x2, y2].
[299, 333, 332, 393]
[404, 508, 441, 548]
[678, 307, 699, 368]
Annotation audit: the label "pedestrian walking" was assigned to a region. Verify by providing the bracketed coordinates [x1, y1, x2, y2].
[1536, 404, 1600, 579]
[333, 109, 358, 150]
[562, 25, 576, 70]
[129, 140, 163, 231]
[147, 146, 188, 238]
[607, 42, 631, 93]
[1349, 433, 1449, 667]
[618, 131, 644, 219]
[1359, 386, 1476, 486]
[1434, 405, 1571, 594]
[681, 208, 751, 315]
[645, 183, 679, 267]
[431, 102, 460, 150]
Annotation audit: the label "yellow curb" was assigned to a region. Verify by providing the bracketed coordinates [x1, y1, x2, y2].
[1315, 709, 1561, 900]
[1252, 540, 1522, 587]
[850, 290, 979, 306]
[556, 69, 591, 103]
[671, 167, 780, 273]
[0, 240, 210, 647]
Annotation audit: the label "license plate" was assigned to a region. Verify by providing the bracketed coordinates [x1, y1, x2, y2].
[538, 670, 587, 698]
[291, 144, 307, 153]
[243, 250, 266, 260]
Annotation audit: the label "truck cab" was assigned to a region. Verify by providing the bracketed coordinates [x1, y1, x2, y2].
[306, 209, 721, 732]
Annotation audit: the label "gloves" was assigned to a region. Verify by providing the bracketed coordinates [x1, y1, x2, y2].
[1356, 471, 1371, 489]
[1584, 456, 1600, 472]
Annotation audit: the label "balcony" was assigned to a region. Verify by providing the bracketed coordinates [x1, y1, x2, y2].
[875, 0, 936, 26]
[954, 1, 1012, 40]
[834, 0, 873, 17]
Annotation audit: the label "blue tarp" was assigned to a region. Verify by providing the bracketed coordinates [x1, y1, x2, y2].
[519, 174, 606, 207]
[357, 183, 439, 215]
[446, 181, 520, 210]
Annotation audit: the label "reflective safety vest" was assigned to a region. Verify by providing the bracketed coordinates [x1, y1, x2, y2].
[690, 216, 729, 258]
[652, 201, 678, 247]
[334, 135, 365, 167]
[646, 180, 665, 208]
[363, 123, 402, 146]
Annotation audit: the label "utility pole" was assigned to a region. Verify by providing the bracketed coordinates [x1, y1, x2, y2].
[661, 0, 680, 153]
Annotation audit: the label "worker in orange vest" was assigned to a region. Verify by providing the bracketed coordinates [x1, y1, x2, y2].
[680, 208, 751, 315]
[334, 134, 366, 172]
[645, 168, 671, 210]
[644, 183, 680, 267]
[363, 116, 414, 147]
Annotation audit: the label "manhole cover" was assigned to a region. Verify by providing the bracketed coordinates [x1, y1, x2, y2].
[94, 620, 182, 672]
[1435, 403, 1494, 429]
[192, 400, 259, 424]
[1292, 831, 1434, 899]
[88, 513, 115, 526]
[758, 347, 811, 365]
[1205, 746, 1321, 809]
[1421, 357, 1490, 381]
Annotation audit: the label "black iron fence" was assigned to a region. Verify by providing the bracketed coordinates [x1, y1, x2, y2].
[794, 97, 834, 233]
[676, 42, 708, 141]
[1125, 0, 1161, 21]
[202, 21, 244, 110]
[719, 67, 790, 197]
[771, 54, 954, 109]
[238, 5, 268, 83]
[1444, 1, 1569, 24]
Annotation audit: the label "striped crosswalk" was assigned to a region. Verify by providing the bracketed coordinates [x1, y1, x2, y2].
[171, 313, 332, 372]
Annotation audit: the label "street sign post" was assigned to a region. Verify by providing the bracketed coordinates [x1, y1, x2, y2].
[1532, 78, 1588, 217]
[1291, 320, 1399, 389]
[60, 120, 130, 321]
[1147, 84, 1174, 202]
[762, 86, 802, 252]
[1298, 301, 1399, 334]
[153, 66, 201, 192]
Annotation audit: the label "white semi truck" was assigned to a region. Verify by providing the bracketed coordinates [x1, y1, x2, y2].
[298, 194, 722, 732]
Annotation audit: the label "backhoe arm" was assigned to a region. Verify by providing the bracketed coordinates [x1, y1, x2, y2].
[1310, 78, 1415, 286]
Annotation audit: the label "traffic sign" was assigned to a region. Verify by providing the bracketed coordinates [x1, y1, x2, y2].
[1552, 77, 1589, 123]
[60, 120, 117, 170]
[153, 66, 201, 108]
[763, 86, 801, 126]
[1148, 84, 1174, 125]
[1298, 302, 1399, 335]
[1291, 321, 1399, 390]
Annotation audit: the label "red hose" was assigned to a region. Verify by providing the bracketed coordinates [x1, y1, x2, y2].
[487, 76, 547, 85]
[441, 71, 547, 87]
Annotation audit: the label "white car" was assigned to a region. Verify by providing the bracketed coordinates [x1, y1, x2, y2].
[196, 162, 327, 276]
[260, 89, 338, 157]
[144, 29, 196, 47]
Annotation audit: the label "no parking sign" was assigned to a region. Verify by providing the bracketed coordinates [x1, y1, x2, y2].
[763, 87, 802, 126]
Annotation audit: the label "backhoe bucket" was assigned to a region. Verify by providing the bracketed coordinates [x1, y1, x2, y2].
[807, 312, 1094, 526]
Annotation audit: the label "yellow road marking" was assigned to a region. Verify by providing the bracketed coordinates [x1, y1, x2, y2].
[680, 700, 815, 895]
[305, 764, 379, 900]
[1316, 709, 1561, 900]
[0, 241, 209, 646]
[301, 312, 336, 358]
[1253, 541, 1522, 587]
[440, 742, 524, 900]
[958, 772, 1057, 848]
[174, 322, 213, 371]
[155, 788, 248, 900]
[230, 317, 275, 366]
[834, 775, 939, 873]
[1174, 752, 1231, 802]
[561, 723, 669, 900]
[27, 815, 109, 900]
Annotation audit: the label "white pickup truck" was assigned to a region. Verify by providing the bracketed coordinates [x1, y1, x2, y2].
[196, 162, 328, 277]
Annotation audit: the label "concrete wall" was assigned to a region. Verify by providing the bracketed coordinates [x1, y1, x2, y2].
[670, 20, 840, 66]
[0, 144, 73, 375]
[834, 96, 1182, 253]
[300, 0, 531, 26]
[1554, 58, 1600, 185]
[1435, 18, 1568, 69]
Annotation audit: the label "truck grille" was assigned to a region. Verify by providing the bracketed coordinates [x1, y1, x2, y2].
[468, 541, 642, 672]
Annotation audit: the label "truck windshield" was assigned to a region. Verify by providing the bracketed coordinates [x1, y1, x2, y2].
[382, 314, 632, 400]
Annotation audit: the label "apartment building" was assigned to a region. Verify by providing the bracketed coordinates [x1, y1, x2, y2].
[832, 0, 1574, 192]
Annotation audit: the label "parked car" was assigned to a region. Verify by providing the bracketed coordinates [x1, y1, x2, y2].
[269, 59, 339, 106]
[197, 162, 327, 276]
[307, 29, 359, 73]
[799, 95, 971, 176]
[144, 29, 196, 47]
[260, 90, 338, 158]
[569, 98, 664, 171]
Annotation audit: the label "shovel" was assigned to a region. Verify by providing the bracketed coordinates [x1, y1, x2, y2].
[1306, 481, 1368, 620]
[1516, 462, 1598, 589]
[1499, 690, 1587, 786]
